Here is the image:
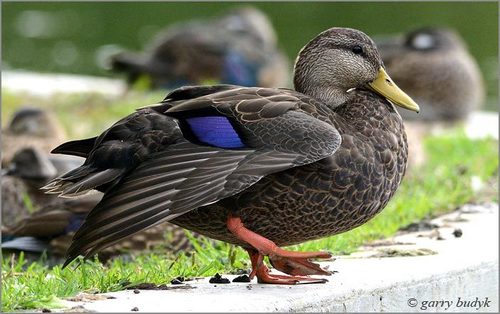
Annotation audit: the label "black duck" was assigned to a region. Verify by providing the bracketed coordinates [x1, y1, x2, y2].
[46, 27, 419, 284]
[376, 27, 484, 122]
[109, 7, 289, 89]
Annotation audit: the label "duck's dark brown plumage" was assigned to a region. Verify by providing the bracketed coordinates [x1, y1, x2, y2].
[172, 90, 407, 247]
[45, 27, 418, 284]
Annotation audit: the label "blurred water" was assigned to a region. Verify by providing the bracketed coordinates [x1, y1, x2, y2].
[2, 2, 498, 110]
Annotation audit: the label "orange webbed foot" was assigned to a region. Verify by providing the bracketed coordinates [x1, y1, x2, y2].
[228, 215, 333, 285]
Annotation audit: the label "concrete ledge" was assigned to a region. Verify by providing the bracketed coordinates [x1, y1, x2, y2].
[60, 203, 498, 312]
[2, 70, 126, 97]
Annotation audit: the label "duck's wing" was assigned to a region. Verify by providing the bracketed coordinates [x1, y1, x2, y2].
[61, 85, 341, 266]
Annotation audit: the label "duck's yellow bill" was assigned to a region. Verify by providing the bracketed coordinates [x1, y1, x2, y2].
[368, 67, 420, 113]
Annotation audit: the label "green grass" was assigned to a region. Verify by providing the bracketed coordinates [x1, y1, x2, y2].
[2, 90, 498, 312]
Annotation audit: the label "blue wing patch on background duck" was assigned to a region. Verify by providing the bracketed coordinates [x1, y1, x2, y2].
[223, 50, 258, 86]
[64, 213, 86, 234]
[184, 116, 245, 148]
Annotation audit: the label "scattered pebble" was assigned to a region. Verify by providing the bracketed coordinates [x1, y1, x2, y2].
[232, 274, 251, 283]
[170, 277, 184, 285]
[131, 306, 139, 311]
[41, 309, 51, 313]
[133, 289, 140, 294]
[453, 228, 463, 238]
[400, 221, 439, 232]
[246, 285, 252, 290]
[209, 273, 230, 284]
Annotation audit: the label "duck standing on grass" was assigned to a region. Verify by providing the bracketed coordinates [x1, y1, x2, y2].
[45, 27, 419, 284]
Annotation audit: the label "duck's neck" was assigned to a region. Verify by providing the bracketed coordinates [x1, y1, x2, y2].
[298, 85, 350, 109]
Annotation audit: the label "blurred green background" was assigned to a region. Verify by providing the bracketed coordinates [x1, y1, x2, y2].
[2, 1, 498, 108]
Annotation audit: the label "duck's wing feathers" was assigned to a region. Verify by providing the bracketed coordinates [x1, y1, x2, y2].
[62, 86, 341, 266]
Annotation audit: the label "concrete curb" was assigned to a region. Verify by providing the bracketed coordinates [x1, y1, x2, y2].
[2, 70, 126, 97]
[59, 203, 498, 312]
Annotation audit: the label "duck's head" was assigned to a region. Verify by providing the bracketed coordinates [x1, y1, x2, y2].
[6, 147, 57, 181]
[294, 27, 419, 113]
[8, 107, 54, 136]
[404, 27, 466, 52]
[221, 6, 277, 47]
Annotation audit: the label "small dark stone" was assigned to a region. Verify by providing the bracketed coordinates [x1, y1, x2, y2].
[41, 309, 51, 313]
[400, 221, 439, 232]
[452, 228, 463, 238]
[232, 274, 251, 283]
[133, 289, 140, 294]
[209, 273, 230, 284]
[131, 307, 139, 311]
[246, 285, 252, 290]
[170, 277, 184, 285]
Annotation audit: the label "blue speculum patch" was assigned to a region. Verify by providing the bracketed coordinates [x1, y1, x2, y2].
[185, 116, 245, 148]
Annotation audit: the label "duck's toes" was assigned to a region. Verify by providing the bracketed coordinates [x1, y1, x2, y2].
[257, 274, 328, 285]
[255, 264, 328, 285]
[269, 254, 333, 276]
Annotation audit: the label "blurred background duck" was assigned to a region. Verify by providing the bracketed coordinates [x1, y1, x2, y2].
[376, 27, 485, 122]
[2, 147, 197, 264]
[3, 147, 85, 213]
[376, 27, 485, 168]
[108, 6, 289, 90]
[2, 107, 67, 166]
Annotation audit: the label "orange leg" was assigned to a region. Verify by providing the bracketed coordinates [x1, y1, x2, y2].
[228, 215, 332, 284]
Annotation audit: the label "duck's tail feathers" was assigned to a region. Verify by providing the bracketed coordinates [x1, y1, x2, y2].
[1, 236, 50, 253]
[42, 166, 123, 198]
[51, 137, 97, 158]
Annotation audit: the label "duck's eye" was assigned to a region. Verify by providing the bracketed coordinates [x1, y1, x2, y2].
[410, 34, 435, 50]
[352, 46, 363, 54]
